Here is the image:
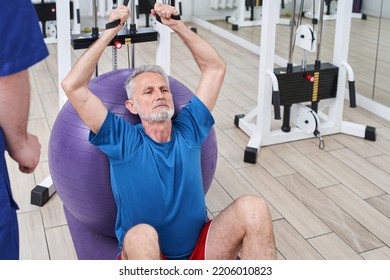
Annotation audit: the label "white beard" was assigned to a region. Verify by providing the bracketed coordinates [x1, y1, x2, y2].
[138, 107, 175, 122]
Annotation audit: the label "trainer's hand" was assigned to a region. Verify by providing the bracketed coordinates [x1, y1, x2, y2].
[8, 133, 41, 174]
[151, 3, 181, 27]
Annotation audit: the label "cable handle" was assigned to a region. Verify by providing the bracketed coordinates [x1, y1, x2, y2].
[105, 0, 130, 30]
[150, 0, 181, 23]
[105, 0, 182, 29]
[155, 13, 181, 24]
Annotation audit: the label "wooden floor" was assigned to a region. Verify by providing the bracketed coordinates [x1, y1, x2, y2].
[6, 20, 390, 260]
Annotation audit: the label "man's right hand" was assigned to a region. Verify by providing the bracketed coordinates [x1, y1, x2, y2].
[107, 4, 130, 32]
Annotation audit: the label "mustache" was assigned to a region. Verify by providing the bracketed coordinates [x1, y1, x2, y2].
[154, 100, 170, 108]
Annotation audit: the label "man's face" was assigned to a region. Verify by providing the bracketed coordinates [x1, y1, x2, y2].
[126, 72, 175, 122]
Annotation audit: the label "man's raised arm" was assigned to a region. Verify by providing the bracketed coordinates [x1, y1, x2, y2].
[61, 5, 129, 134]
[152, 3, 226, 112]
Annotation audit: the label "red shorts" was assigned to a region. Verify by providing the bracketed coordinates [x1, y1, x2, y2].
[118, 220, 212, 260]
[188, 220, 212, 260]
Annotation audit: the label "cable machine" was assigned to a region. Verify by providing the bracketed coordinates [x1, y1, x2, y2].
[33, 0, 81, 44]
[234, 0, 376, 164]
[303, 0, 367, 22]
[226, 0, 290, 31]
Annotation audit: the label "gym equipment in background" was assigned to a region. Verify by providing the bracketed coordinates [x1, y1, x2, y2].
[234, 0, 376, 164]
[33, 0, 80, 44]
[48, 68, 218, 260]
[71, 0, 158, 74]
[226, 0, 289, 31]
[303, 0, 367, 22]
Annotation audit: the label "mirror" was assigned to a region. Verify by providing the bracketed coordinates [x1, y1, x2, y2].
[193, 0, 389, 109]
[373, 0, 390, 107]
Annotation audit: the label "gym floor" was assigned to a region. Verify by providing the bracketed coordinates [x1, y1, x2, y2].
[7, 19, 390, 259]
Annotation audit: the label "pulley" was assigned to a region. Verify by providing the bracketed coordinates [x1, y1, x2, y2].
[291, 104, 325, 149]
[295, 24, 316, 53]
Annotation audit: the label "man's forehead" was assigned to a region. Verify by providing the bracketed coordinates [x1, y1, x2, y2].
[135, 72, 169, 87]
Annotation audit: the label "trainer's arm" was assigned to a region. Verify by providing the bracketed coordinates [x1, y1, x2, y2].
[0, 71, 41, 173]
[152, 4, 226, 112]
[61, 5, 129, 134]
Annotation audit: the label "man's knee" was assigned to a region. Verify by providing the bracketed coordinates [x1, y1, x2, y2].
[121, 224, 161, 260]
[234, 195, 272, 224]
[123, 223, 159, 246]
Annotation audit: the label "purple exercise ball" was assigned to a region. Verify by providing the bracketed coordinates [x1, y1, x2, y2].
[48, 68, 217, 237]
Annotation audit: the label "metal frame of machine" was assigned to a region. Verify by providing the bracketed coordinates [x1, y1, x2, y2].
[234, 0, 376, 164]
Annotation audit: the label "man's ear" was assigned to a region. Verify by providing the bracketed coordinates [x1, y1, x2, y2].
[125, 99, 138, 115]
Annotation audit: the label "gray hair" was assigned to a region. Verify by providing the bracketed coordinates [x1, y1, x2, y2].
[124, 65, 170, 100]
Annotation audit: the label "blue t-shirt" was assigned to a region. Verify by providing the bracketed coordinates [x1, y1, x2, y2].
[0, 0, 49, 76]
[90, 96, 215, 259]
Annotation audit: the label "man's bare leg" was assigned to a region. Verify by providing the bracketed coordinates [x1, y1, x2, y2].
[205, 195, 276, 260]
[121, 224, 162, 260]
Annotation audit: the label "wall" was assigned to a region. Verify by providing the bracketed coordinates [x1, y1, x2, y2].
[192, 0, 321, 20]
[34, 0, 388, 19]
[79, 0, 92, 15]
[193, 0, 236, 20]
[362, 0, 390, 18]
[191, 0, 390, 20]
